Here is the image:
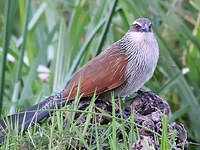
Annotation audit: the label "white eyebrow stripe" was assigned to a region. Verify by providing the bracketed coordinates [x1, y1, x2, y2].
[132, 21, 142, 26]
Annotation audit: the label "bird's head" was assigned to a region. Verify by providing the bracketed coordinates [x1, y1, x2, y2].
[123, 18, 156, 45]
[130, 18, 152, 33]
[120, 18, 158, 53]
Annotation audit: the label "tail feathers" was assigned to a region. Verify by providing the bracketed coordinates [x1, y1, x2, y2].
[0, 94, 66, 143]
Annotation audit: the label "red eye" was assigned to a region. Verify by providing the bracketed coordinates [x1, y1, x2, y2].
[135, 24, 141, 30]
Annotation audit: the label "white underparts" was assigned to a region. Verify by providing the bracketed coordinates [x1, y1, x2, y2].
[116, 31, 159, 97]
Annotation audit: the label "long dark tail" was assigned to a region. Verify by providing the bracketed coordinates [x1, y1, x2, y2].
[0, 92, 66, 143]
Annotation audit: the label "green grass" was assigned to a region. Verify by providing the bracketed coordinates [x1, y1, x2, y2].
[0, 0, 17, 118]
[161, 115, 168, 150]
[0, 101, 181, 149]
[0, 0, 200, 149]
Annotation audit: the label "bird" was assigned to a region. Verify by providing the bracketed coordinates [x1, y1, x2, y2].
[0, 18, 159, 142]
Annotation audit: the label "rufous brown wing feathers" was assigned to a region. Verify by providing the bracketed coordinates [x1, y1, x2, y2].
[63, 44, 128, 100]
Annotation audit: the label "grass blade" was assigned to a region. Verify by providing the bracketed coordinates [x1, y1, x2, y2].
[10, 0, 31, 114]
[16, 0, 31, 80]
[94, 114, 100, 150]
[64, 19, 105, 84]
[82, 92, 96, 137]
[19, 22, 59, 106]
[96, 0, 118, 55]
[111, 93, 117, 150]
[116, 8, 129, 30]
[161, 115, 168, 150]
[0, 0, 17, 118]
[53, 20, 67, 91]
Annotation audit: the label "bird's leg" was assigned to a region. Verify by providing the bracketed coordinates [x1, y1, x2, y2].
[113, 97, 132, 119]
[98, 93, 121, 115]
[99, 93, 133, 118]
[105, 101, 121, 116]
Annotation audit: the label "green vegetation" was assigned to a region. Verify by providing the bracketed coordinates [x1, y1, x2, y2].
[0, 0, 200, 149]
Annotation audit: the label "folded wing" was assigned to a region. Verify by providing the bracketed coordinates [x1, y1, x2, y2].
[63, 44, 128, 100]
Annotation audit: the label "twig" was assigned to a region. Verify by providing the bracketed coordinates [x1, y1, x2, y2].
[28, 128, 38, 149]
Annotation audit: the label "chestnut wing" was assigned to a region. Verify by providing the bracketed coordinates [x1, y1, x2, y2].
[63, 44, 128, 100]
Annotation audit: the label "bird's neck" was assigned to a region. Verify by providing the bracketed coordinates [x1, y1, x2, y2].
[118, 31, 157, 57]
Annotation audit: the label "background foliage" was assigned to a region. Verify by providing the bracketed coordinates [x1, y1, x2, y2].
[0, 0, 200, 149]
